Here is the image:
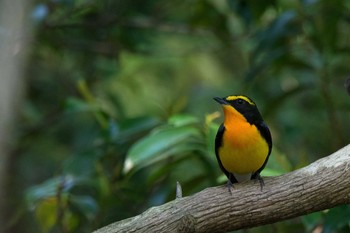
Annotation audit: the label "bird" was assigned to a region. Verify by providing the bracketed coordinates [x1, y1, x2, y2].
[213, 95, 272, 192]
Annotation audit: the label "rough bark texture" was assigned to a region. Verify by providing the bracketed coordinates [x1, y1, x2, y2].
[93, 144, 350, 233]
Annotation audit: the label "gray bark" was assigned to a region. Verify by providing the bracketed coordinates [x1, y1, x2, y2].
[0, 0, 32, 227]
[93, 144, 350, 233]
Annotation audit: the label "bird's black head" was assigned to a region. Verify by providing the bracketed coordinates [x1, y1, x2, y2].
[213, 95, 263, 124]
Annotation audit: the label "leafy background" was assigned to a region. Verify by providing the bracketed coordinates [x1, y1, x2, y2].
[4, 0, 350, 232]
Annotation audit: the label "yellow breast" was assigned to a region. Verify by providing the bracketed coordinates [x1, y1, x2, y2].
[219, 106, 269, 175]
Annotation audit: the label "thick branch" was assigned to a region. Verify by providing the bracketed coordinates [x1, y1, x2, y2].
[94, 144, 350, 233]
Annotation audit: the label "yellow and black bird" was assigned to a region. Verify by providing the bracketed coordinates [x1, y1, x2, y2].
[213, 95, 272, 190]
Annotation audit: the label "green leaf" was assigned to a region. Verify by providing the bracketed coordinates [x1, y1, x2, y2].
[26, 176, 76, 208]
[69, 195, 98, 220]
[64, 97, 92, 113]
[168, 114, 199, 127]
[124, 125, 202, 173]
[34, 195, 79, 233]
[117, 117, 160, 142]
[324, 205, 350, 233]
[302, 212, 323, 232]
[63, 152, 99, 176]
[35, 197, 61, 233]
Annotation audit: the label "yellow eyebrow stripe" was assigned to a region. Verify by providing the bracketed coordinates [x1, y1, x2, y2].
[225, 95, 255, 106]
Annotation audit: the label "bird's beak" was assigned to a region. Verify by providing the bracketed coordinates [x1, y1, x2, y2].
[213, 97, 229, 105]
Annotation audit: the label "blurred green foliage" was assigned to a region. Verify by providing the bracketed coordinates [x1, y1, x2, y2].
[7, 0, 350, 232]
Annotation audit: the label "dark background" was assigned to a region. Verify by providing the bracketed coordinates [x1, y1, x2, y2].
[3, 0, 350, 232]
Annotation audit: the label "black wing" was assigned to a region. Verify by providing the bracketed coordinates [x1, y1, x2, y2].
[252, 121, 272, 178]
[214, 124, 238, 183]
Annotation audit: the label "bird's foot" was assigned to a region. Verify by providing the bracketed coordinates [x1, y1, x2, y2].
[226, 180, 234, 195]
[254, 174, 265, 191]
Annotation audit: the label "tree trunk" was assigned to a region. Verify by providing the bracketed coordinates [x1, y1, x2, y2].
[93, 144, 350, 233]
[0, 0, 32, 229]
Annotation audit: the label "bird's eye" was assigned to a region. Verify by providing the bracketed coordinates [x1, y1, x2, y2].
[237, 99, 244, 104]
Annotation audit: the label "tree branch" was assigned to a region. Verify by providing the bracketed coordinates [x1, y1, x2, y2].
[94, 144, 350, 233]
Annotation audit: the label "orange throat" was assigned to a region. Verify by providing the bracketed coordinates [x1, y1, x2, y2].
[219, 105, 269, 175]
